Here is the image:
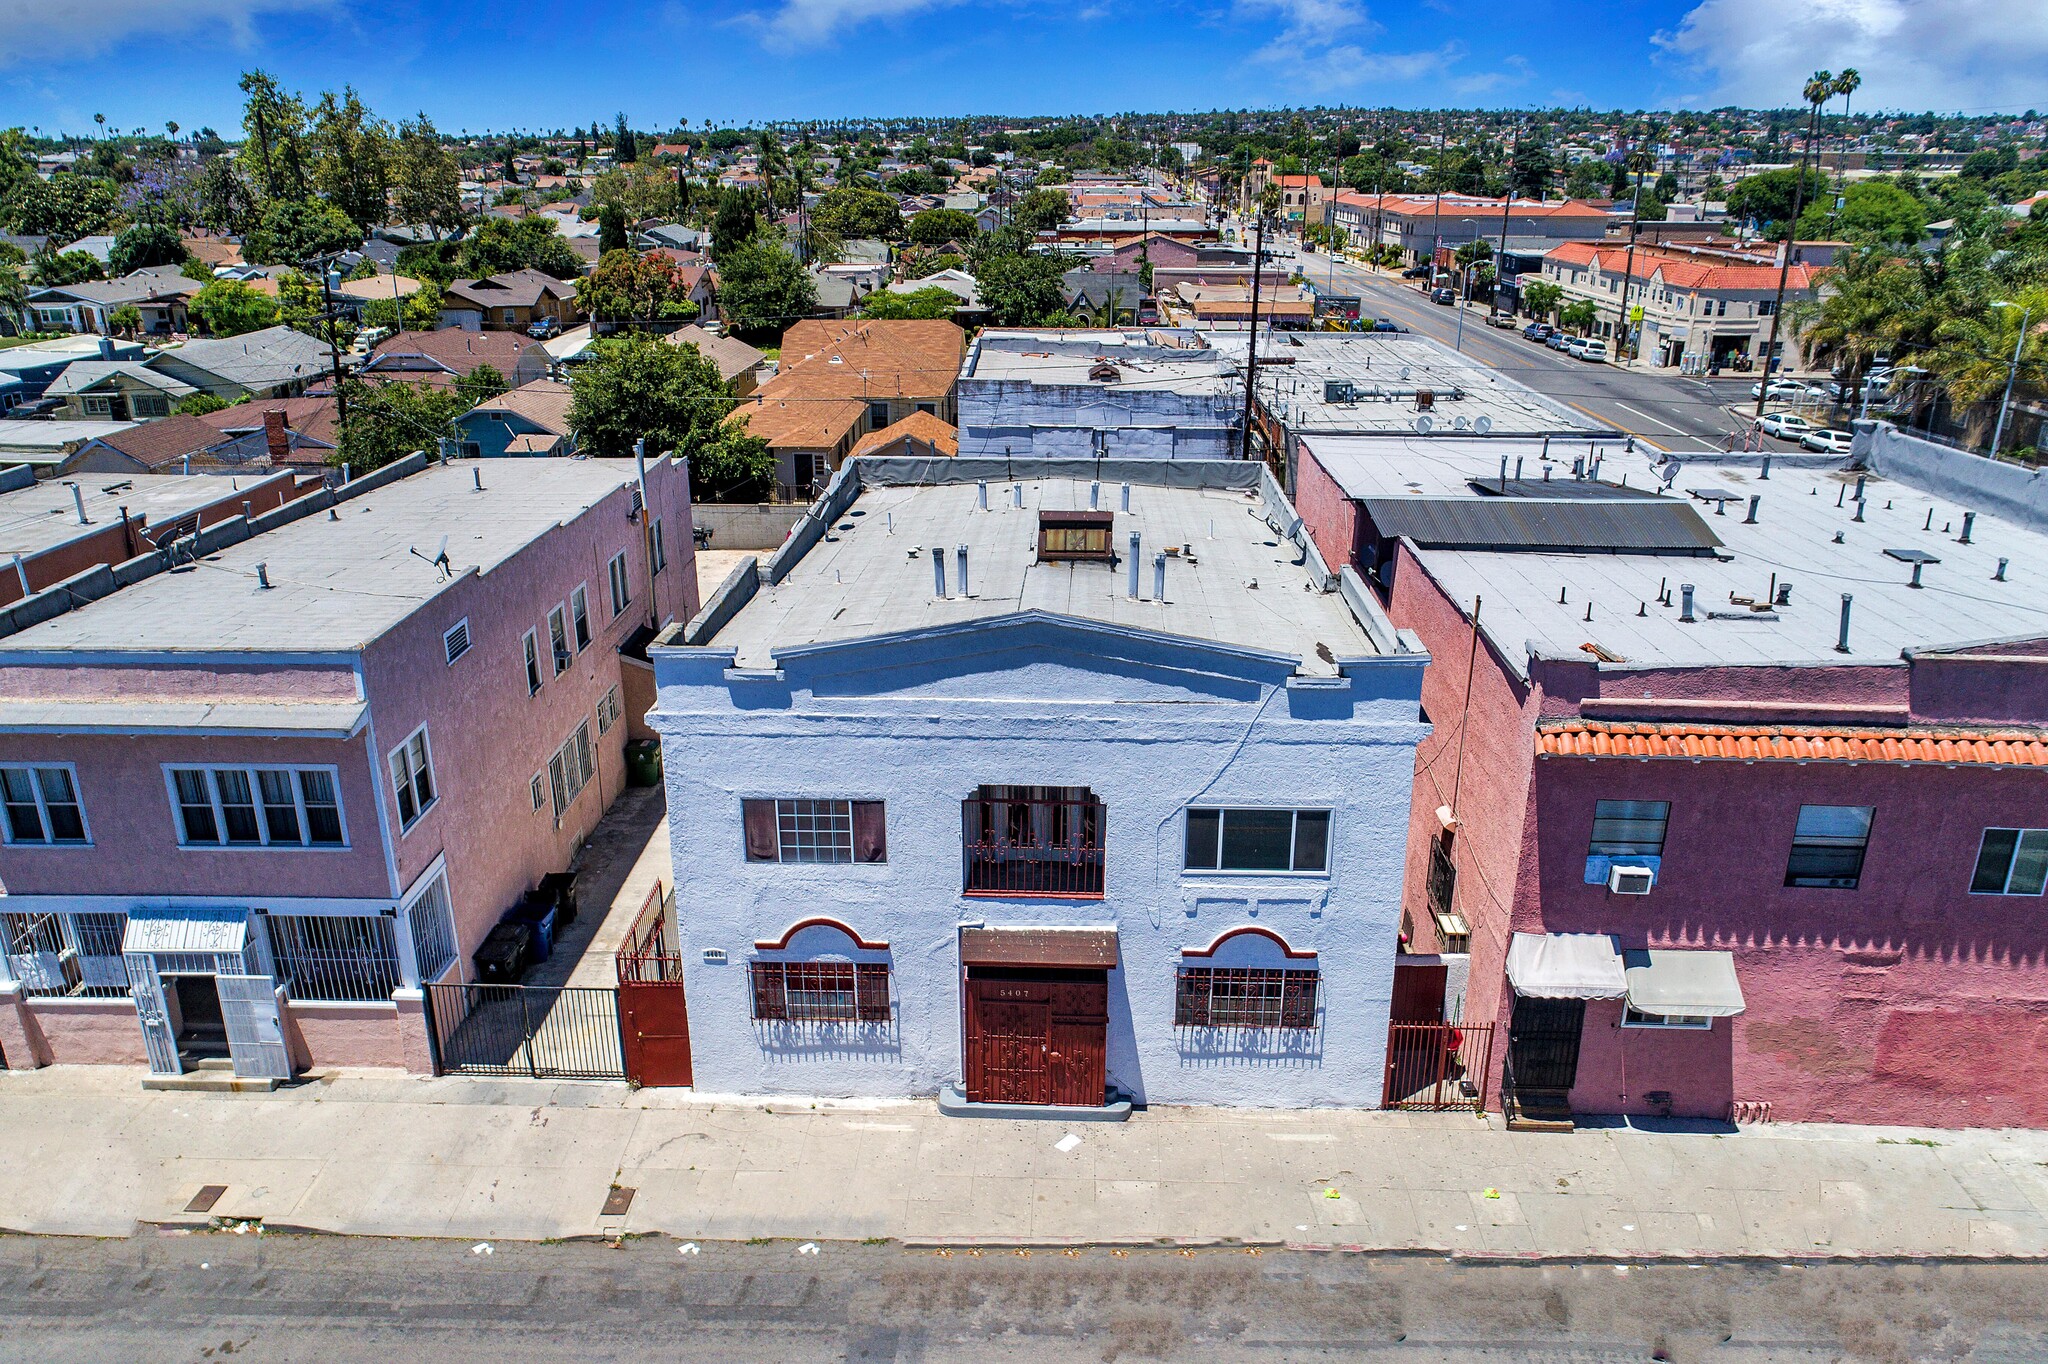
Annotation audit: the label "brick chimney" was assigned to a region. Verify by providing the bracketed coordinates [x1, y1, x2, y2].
[263, 409, 291, 463]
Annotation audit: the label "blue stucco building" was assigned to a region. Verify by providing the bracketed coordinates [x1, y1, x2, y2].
[650, 457, 1430, 1109]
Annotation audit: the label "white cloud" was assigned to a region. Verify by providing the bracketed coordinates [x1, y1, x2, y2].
[1658, 0, 2048, 111]
[743, 0, 967, 50]
[0, 0, 335, 65]
[1235, 0, 1523, 98]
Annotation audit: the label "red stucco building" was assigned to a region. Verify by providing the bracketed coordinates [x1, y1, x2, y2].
[1294, 430, 2048, 1129]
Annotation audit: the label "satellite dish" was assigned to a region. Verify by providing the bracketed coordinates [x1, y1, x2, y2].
[1414, 415, 1434, 435]
[1474, 416, 1493, 435]
[1453, 416, 1470, 431]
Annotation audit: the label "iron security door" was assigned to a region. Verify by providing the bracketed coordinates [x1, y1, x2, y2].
[969, 989, 1051, 1104]
[125, 952, 179, 1076]
[965, 969, 1108, 1106]
[217, 974, 292, 1080]
[619, 981, 693, 1088]
[1508, 995, 1586, 1093]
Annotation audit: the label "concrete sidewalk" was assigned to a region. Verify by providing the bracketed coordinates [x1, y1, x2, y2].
[7, 1066, 2048, 1258]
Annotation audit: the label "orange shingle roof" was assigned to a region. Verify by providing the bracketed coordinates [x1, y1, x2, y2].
[764, 319, 965, 405]
[1537, 720, 2048, 767]
[1545, 240, 1816, 292]
[847, 411, 958, 460]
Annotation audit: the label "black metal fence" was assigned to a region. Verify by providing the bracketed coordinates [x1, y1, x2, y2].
[423, 982, 625, 1079]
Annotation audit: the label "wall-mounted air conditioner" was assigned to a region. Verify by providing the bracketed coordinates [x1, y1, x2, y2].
[1608, 865, 1656, 896]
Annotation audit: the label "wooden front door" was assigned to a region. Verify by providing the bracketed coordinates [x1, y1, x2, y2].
[965, 968, 1108, 1106]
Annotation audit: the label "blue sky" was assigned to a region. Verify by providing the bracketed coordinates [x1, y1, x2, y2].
[0, 0, 2038, 138]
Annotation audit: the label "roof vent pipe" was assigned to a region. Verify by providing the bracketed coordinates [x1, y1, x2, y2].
[1854, 474, 1867, 501]
[1012, 484, 1023, 509]
[1127, 532, 1141, 599]
[1498, 455, 1509, 491]
[1153, 552, 1166, 603]
[1120, 483, 1131, 511]
[256, 563, 271, 590]
[1089, 481, 1099, 510]
[1835, 593, 1853, 653]
[955, 544, 968, 598]
[1852, 499, 1865, 523]
[1760, 453, 1771, 480]
[1909, 560, 1927, 589]
[977, 481, 988, 511]
[70, 484, 87, 525]
[11, 553, 29, 597]
[474, 467, 483, 492]
[1679, 583, 1696, 623]
[1959, 512, 1975, 544]
[1744, 495, 1759, 524]
[1513, 457, 1524, 481]
[1572, 456, 1584, 479]
[931, 546, 946, 597]
[1995, 557, 2009, 581]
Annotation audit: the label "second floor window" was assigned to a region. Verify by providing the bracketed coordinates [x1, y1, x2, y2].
[964, 785, 1102, 895]
[1785, 804, 1873, 889]
[608, 552, 631, 615]
[389, 729, 437, 832]
[523, 630, 543, 695]
[1184, 807, 1330, 874]
[650, 519, 668, 574]
[548, 606, 571, 674]
[1972, 828, 2048, 896]
[570, 586, 591, 650]
[744, 798, 887, 864]
[170, 766, 344, 848]
[1589, 799, 1669, 858]
[1, 765, 88, 845]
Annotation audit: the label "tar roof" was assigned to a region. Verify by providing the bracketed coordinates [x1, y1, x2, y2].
[708, 471, 1377, 673]
[966, 329, 1239, 394]
[1257, 333, 1608, 437]
[0, 472, 292, 558]
[1408, 449, 2048, 673]
[0, 460, 645, 655]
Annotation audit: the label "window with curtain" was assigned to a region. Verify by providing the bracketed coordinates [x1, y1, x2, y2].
[743, 799, 886, 864]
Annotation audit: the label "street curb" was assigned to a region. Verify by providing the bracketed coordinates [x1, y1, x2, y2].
[900, 1236, 1280, 1250]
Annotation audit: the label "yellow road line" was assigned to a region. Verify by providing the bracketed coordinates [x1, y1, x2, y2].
[1563, 400, 1668, 452]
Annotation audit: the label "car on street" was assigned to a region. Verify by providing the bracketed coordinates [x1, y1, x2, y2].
[527, 317, 561, 339]
[1486, 312, 1519, 328]
[1751, 378, 1818, 401]
[1576, 339, 1610, 363]
[1522, 322, 1553, 341]
[1548, 332, 1576, 351]
[1401, 265, 1432, 279]
[1801, 428, 1856, 454]
[1430, 287, 1456, 304]
[1369, 320, 1404, 333]
[1757, 412, 1814, 440]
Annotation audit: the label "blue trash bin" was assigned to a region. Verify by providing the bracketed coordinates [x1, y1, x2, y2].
[507, 896, 557, 963]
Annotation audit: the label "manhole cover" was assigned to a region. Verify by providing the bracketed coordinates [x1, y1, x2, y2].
[602, 1187, 636, 1217]
[186, 1185, 227, 1214]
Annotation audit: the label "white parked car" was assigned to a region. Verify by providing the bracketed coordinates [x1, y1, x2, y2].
[1801, 428, 1856, 454]
[1750, 379, 1816, 401]
[1757, 412, 1814, 440]
[1576, 339, 1610, 363]
[1563, 336, 1592, 357]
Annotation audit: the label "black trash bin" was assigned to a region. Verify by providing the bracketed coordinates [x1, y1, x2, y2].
[474, 921, 533, 983]
[538, 871, 578, 925]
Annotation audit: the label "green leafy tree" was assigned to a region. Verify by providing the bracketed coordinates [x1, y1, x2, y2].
[576, 248, 703, 326]
[715, 232, 815, 340]
[454, 363, 507, 406]
[109, 222, 187, 274]
[810, 187, 900, 241]
[3, 175, 119, 239]
[710, 187, 763, 258]
[457, 216, 581, 279]
[309, 87, 393, 233]
[613, 113, 638, 165]
[977, 248, 1073, 325]
[275, 269, 355, 347]
[191, 278, 280, 336]
[335, 377, 468, 471]
[857, 286, 958, 321]
[591, 162, 681, 223]
[395, 239, 463, 285]
[598, 201, 629, 256]
[901, 249, 965, 280]
[1559, 298, 1597, 335]
[28, 245, 104, 286]
[392, 114, 465, 238]
[1724, 166, 1830, 237]
[244, 197, 360, 265]
[107, 304, 142, 336]
[1509, 141, 1555, 199]
[1012, 188, 1071, 232]
[193, 156, 258, 237]
[906, 208, 976, 246]
[1520, 279, 1563, 319]
[1563, 160, 1608, 201]
[567, 331, 774, 500]
[362, 278, 444, 333]
[1796, 180, 1928, 247]
[174, 392, 231, 416]
[237, 69, 312, 199]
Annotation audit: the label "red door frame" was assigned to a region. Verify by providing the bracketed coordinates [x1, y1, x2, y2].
[962, 966, 1108, 1106]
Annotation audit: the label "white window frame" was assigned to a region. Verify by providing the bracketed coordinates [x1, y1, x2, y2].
[0, 762, 91, 846]
[596, 685, 622, 736]
[570, 584, 591, 650]
[1182, 806, 1333, 876]
[650, 520, 667, 574]
[388, 726, 437, 833]
[443, 617, 471, 665]
[1971, 827, 2048, 896]
[607, 551, 631, 615]
[530, 772, 547, 813]
[163, 764, 349, 850]
[1621, 1006, 1712, 1030]
[547, 721, 595, 822]
[548, 604, 571, 675]
[523, 628, 543, 695]
[82, 394, 112, 417]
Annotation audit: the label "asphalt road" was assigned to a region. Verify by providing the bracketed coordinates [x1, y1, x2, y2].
[8, 1233, 2048, 1363]
[1292, 251, 1786, 455]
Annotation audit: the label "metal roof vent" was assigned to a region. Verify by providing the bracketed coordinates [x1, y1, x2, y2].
[1885, 547, 1939, 588]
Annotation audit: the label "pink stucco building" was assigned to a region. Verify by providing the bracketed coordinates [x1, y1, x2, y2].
[1295, 431, 2048, 1129]
[0, 453, 695, 1079]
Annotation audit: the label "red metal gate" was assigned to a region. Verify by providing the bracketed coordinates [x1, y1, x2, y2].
[1382, 1021, 1494, 1113]
[964, 968, 1107, 1106]
[615, 883, 692, 1088]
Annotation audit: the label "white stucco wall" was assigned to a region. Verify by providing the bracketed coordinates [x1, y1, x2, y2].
[650, 614, 1428, 1108]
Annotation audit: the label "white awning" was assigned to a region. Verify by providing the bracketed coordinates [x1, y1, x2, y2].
[1506, 932, 1627, 1000]
[1623, 949, 1746, 1018]
[123, 907, 248, 955]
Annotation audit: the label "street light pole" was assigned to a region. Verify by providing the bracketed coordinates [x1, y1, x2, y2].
[1239, 209, 1266, 462]
[1989, 301, 2031, 458]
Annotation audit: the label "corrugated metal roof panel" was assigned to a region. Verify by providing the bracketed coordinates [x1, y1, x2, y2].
[123, 907, 249, 955]
[1363, 497, 1722, 553]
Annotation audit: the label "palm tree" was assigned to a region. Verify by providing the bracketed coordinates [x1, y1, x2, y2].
[1827, 70, 1861, 228]
[1916, 285, 2048, 444]
[1754, 74, 1834, 414]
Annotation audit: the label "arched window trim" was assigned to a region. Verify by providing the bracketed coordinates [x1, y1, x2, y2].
[1181, 925, 1316, 960]
[752, 916, 890, 953]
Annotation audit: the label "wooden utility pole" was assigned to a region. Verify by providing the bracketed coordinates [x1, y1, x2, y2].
[1239, 210, 1265, 462]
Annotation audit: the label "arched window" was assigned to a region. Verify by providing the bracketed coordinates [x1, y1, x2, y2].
[748, 919, 892, 1023]
[1174, 927, 1319, 1031]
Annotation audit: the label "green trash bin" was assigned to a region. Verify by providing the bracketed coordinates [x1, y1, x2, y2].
[626, 739, 664, 787]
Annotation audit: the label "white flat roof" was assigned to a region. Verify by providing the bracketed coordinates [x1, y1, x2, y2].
[1303, 433, 1636, 500]
[0, 459, 649, 655]
[710, 472, 1378, 674]
[965, 330, 1239, 394]
[0, 472, 296, 559]
[1409, 450, 2048, 671]
[1256, 332, 1607, 437]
